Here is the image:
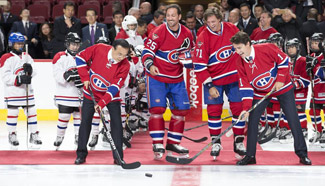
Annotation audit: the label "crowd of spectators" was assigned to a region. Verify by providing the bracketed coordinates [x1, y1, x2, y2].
[0, 0, 324, 59]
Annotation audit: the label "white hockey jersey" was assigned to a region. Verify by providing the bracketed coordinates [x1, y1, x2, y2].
[0, 52, 36, 107]
[52, 51, 82, 107]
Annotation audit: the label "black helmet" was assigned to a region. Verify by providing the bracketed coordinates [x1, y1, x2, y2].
[310, 33, 324, 53]
[268, 32, 284, 49]
[95, 36, 110, 45]
[286, 38, 301, 58]
[65, 32, 81, 56]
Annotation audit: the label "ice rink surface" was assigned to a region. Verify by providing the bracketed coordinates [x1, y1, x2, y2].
[0, 121, 324, 186]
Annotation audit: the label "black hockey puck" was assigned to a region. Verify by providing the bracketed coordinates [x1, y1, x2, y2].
[145, 173, 153, 177]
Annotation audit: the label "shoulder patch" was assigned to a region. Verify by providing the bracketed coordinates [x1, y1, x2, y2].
[0, 53, 14, 68]
[52, 51, 67, 64]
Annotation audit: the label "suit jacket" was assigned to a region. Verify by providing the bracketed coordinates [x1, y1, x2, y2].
[0, 13, 19, 38]
[82, 23, 109, 47]
[53, 15, 82, 55]
[108, 26, 118, 43]
[238, 17, 258, 36]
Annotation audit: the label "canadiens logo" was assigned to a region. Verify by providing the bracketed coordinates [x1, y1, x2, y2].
[197, 41, 203, 48]
[90, 74, 110, 92]
[152, 34, 159, 40]
[167, 50, 179, 64]
[252, 72, 275, 90]
[215, 45, 234, 63]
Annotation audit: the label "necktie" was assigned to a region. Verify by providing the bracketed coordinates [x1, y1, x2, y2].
[192, 29, 196, 42]
[243, 20, 247, 29]
[24, 22, 29, 34]
[4, 13, 8, 22]
[90, 25, 95, 45]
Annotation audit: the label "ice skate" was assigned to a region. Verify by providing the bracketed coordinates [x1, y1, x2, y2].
[279, 129, 293, 144]
[152, 143, 165, 160]
[53, 136, 64, 150]
[309, 131, 321, 143]
[128, 119, 139, 132]
[318, 130, 325, 148]
[302, 128, 308, 140]
[29, 131, 42, 149]
[272, 127, 286, 142]
[74, 135, 78, 145]
[234, 135, 246, 160]
[210, 138, 222, 160]
[88, 135, 98, 150]
[8, 132, 19, 149]
[166, 144, 189, 158]
[138, 118, 148, 131]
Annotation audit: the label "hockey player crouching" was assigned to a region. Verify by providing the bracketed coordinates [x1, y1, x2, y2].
[231, 31, 311, 165]
[0, 32, 42, 149]
[75, 39, 130, 165]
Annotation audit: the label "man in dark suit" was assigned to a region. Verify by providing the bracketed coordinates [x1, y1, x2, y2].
[238, 3, 258, 36]
[0, 1, 19, 50]
[108, 11, 124, 43]
[300, 8, 320, 55]
[194, 4, 204, 30]
[10, 9, 39, 58]
[53, 2, 81, 56]
[292, 0, 322, 22]
[82, 9, 109, 48]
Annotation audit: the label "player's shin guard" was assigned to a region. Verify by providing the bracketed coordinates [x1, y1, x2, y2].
[309, 108, 322, 133]
[57, 113, 71, 137]
[73, 112, 81, 135]
[25, 106, 38, 133]
[207, 104, 223, 136]
[6, 108, 19, 133]
[167, 115, 185, 145]
[148, 107, 165, 144]
[266, 106, 275, 127]
[91, 114, 100, 136]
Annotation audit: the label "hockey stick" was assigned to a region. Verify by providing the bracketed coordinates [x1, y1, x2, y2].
[25, 44, 29, 149]
[184, 115, 233, 132]
[306, 37, 319, 144]
[89, 88, 141, 169]
[166, 89, 275, 165]
[164, 127, 208, 143]
[258, 109, 283, 144]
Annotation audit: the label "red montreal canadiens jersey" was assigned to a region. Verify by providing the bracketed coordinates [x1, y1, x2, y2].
[289, 56, 310, 104]
[142, 23, 194, 83]
[312, 54, 325, 104]
[76, 44, 130, 108]
[236, 43, 293, 111]
[250, 27, 278, 41]
[193, 22, 240, 85]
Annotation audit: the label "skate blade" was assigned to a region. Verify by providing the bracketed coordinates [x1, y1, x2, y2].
[29, 144, 41, 149]
[212, 156, 217, 161]
[55, 146, 60, 151]
[10, 145, 19, 150]
[167, 151, 189, 158]
[153, 152, 164, 160]
[235, 154, 244, 160]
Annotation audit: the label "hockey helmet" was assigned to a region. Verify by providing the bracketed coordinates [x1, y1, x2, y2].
[8, 32, 25, 47]
[310, 33, 324, 53]
[268, 32, 284, 49]
[65, 32, 81, 56]
[286, 38, 301, 58]
[95, 36, 110, 45]
[122, 15, 138, 37]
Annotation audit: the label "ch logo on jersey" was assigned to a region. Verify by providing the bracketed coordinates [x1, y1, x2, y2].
[90, 74, 110, 92]
[252, 72, 275, 90]
[215, 45, 234, 63]
[167, 50, 179, 64]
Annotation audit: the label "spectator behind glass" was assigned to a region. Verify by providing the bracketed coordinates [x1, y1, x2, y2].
[108, 11, 124, 43]
[140, 2, 154, 24]
[0, 1, 19, 46]
[229, 8, 241, 27]
[194, 4, 204, 29]
[128, 7, 141, 20]
[39, 22, 55, 59]
[300, 8, 320, 56]
[253, 4, 264, 19]
[238, 3, 258, 36]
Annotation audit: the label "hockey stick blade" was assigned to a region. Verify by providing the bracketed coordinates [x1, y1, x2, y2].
[121, 161, 141, 169]
[183, 135, 208, 143]
[258, 128, 278, 144]
[166, 155, 194, 165]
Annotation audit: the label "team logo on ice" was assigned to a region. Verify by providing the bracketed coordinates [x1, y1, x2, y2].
[252, 72, 275, 90]
[215, 45, 234, 63]
[167, 50, 179, 63]
[90, 74, 110, 92]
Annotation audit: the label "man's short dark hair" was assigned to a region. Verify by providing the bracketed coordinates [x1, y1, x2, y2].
[166, 4, 181, 15]
[113, 10, 124, 17]
[64, 2, 75, 9]
[203, 7, 223, 21]
[230, 31, 251, 45]
[307, 8, 318, 19]
[239, 3, 251, 10]
[154, 10, 164, 18]
[20, 8, 29, 15]
[86, 8, 97, 16]
[112, 39, 130, 50]
[186, 11, 195, 19]
[137, 18, 147, 27]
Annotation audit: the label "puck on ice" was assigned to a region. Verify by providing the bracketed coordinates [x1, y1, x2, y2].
[145, 173, 153, 177]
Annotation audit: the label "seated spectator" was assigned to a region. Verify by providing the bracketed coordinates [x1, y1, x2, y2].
[39, 22, 55, 59]
[52, 2, 81, 56]
[229, 8, 241, 27]
[238, 3, 258, 36]
[194, 4, 204, 29]
[253, 4, 264, 19]
[146, 10, 164, 36]
[10, 8, 39, 58]
[108, 11, 124, 43]
[128, 7, 141, 20]
[140, 2, 154, 24]
[0, 1, 19, 45]
[250, 11, 277, 41]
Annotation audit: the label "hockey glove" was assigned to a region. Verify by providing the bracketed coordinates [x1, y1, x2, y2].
[306, 56, 317, 76]
[23, 63, 33, 76]
[74, 76, 83, 88]
[128, 76, 137, 89]
[15, 75, 32, 86]
[64, 70, 79, 82]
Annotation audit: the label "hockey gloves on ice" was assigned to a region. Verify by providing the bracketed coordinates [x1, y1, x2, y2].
[15, 75, 31, 86]
[23, 63, 33, 75]
[306, 56, 318, 76]
[64, 69, 79, 82]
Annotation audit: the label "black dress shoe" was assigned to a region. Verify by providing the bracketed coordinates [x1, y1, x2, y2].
[75, 157, 86, 165]
[300, 156, 312, 165]
[236, 155, 256, 165]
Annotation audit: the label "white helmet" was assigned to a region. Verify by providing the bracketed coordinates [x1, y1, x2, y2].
[122, 15, 138, 37]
